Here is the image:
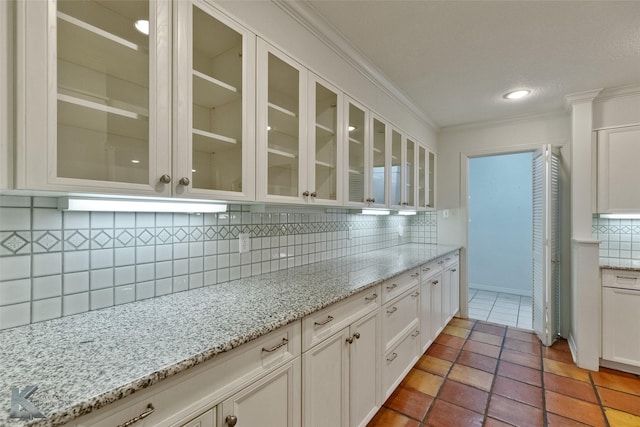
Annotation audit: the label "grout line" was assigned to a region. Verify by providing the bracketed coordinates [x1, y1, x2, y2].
[478, 321, 509, 426]
[539, 333, 549, 427]
[589, 372, 612, 427]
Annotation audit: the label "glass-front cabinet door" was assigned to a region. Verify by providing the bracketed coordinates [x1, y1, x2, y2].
[256, 39, 308, 203]
[18, 0, 172, 195]
[417, 144, 427, 209]
[344, 98, 368, 206]
[404, 137, 416, 208]
[174, 0, 255, 200]
[308, 74, 343, 205]
[389, 128, 403, 208]
[428, 151, 436, 208]
[370, 116, 388, 207]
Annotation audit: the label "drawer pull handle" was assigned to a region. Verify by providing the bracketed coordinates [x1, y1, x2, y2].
[365, 293, 378, 301]
[226, 415, 238, 426]
[314, 315, 334, 326]
[411, 272, 420, 278]
[445, 257, 451, 261]
[451, 269, 457, 272]
[422, 267, 431, 272]
[616, 275, 638, 281]
[386, 283, 398, 290]
[387, 352, 398, 362]
[117, 404, 154, 427]
[432, 280, 439, 285]
[262, 338, 288, 353]
[438, 260, 444, 265]
[346, 332, 361, 344]
[386, 307, 398, 315]
[411, 330, 420, 337]
[411, 292, 420, 297]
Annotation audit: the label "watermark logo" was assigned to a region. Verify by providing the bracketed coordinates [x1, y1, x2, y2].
[9, 385, 45, 420]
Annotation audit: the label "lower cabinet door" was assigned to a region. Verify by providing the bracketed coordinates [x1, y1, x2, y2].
[430, 273, 443, 338]
[449, 264, 460, 317]
[302, 328, 350, 427]
[349, 310, 380, 427]
[420, 281, 433, 352]
[602, 287, 640, 367]
[182, 408, 216, 427]
[220, 359, 301, 427]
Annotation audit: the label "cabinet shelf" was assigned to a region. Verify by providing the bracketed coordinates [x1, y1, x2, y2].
[192, 70, 240, 109]
[268, 148, 297, 159]
[315, 123, 335, 136]
[57, 12, 148, 87]
[192, 128, 238, 155]
[315, 160, 335, 169]
[349, 169, 363, 175]
[58, 93, 148, 120]
[349, 137, 362, 145]
[268, 102, 297, 118]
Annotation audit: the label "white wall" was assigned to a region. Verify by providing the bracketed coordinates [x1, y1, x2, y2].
[468, 153, 533, 295]
[436, 111, 571, 320]
[0, 0, 12, 190]
[215, 1, 438, 151]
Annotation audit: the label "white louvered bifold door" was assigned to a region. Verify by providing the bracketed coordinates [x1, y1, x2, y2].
[532, 145, 561, 347]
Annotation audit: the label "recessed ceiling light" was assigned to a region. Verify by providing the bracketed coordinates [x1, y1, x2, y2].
[503, 89, 531, 100]
[131, 159, 140, 164]
[134, 19, 149, 36]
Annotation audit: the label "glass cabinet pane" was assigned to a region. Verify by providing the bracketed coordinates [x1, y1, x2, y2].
[371, 118, 386, 205]
[390, 129, 402, 206]
[428, 151, 435, 208]
[191, 6, 244, 192]
[267, 53, 299, 197]
[314, 82, 338, 201]
[347, 102, 366, 203]
[57, 0, 150, 183]
[406, 138, 415, 206]
[418, 146, 427, 208]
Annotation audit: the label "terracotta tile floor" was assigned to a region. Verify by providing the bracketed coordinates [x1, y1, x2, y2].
[368, 318, 640, 427]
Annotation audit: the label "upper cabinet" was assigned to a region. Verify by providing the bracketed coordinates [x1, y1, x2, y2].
[369, 115, 389, 208]
[173, 0, 256, 200]
[344, 97, 368, 206]
[417, 145, 436, 210]
[16, 0, 256, 200]
[256, 40, 343, 205]
[596, 125, 640, 213]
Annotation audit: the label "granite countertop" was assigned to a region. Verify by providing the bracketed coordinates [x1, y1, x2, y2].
[600, 259, 640, 271]
[0, 243, 459, 427]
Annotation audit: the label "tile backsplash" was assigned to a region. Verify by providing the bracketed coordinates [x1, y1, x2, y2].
[0, 196, 437, 329]
[593, 216, 640, 267]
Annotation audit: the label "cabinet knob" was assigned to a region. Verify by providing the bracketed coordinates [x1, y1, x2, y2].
[310, 191, 317, 198]
[371, 198, 375, 203]
[432, 280, 439, 285]
[159, 174, 171, 184]
[225, 415, 238, 426]
[178, 177, 190, 186]
[302, 191, 310, 197]
[346, 332, 361, 344]
[452, 269, 457, 272]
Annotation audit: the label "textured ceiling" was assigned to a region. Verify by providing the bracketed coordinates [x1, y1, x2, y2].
[304, 1, 640, 128]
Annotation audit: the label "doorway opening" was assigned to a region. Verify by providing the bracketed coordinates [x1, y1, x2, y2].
[467, 152, 534, 329]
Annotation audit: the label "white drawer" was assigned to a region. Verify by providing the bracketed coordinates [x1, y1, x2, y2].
[382, 321, 421, 399]
[420, 260, 443, 281]
[381, 268, 421, 303]
[602, 269, 640, 290]
[75, 322, 301, 427]
[302, 285, 380, 352]
[382, 286, 420, 351]
[443, 251, 459, 268]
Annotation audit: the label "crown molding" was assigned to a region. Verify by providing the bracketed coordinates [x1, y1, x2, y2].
[594, 83, 640, 103]
[439, 108, 568, 133]
[564, 88, 603, 110]
[272, 0, 438, 131]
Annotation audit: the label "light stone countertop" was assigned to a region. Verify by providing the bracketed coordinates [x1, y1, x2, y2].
[0, 243, 460, 427]
[600, 259, 640, 271]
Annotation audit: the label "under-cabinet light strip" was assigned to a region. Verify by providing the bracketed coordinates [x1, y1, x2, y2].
[58, 197, 227, 213]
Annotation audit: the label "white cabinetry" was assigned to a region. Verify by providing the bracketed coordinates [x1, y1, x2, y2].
[596, 125, 640, 213]
[419, 260, 443, 352]
[0, 0, 12, 190]
[417, 145, 435, 210]
[344, 97, 370, 206]
[16, 0, 255, 200]
[256, 40, 343, 205]
[442, 253, 460, 324]
[602, 269, 640, 369]
[73, 322, 300, 427]
[389, 130, 418, 210]
[302, 286, 380, 427]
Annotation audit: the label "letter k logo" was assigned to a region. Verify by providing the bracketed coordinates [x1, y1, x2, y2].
[10, 385, 45, 419]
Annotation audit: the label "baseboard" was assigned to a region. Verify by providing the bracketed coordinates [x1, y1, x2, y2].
[568, 332, 578, 364]
[469, 282, 531, 297]
[600, 358, 640, 375]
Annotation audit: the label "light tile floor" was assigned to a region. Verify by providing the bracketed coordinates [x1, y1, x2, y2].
[468, 288, 533, 330]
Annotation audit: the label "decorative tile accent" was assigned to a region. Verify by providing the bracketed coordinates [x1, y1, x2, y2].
[65, 230, 90, 250]
[34, 230, 62, 253]
[1, 232, 30, 255]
